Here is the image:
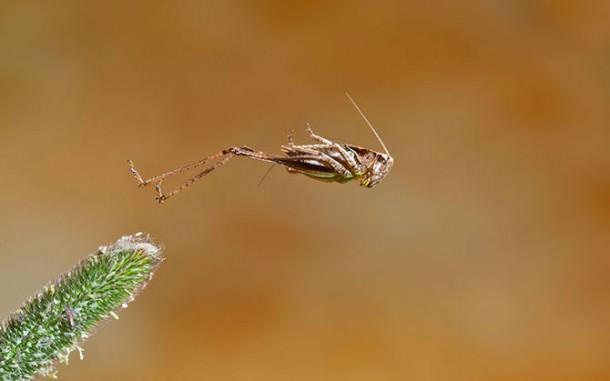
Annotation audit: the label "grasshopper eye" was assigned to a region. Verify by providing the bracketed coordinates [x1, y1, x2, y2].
[376, 154, 392, 165]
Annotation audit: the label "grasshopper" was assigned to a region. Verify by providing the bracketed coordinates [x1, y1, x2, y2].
[128, 93, 393, 203]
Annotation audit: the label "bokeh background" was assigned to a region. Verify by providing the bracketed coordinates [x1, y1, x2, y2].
[1, 1, 609, 380]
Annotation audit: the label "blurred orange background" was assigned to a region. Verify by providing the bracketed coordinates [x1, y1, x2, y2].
[1, 1, 609, 380]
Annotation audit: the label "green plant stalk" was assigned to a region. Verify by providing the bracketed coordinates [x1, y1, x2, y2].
[0, 233, 163, 380]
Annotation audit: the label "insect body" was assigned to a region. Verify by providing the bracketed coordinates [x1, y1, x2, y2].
[128, 94, 393, 203]
[64, 306, 77, 329]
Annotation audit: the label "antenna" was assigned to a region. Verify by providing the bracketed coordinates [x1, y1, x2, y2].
[345, 92, 390, 155]
[257, 164, 276, 186]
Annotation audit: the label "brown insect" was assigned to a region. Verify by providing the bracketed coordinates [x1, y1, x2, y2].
[128, 93, 393, 203]
[64, 306, 77, 329]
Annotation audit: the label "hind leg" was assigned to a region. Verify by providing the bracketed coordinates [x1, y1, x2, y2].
[128, 150, 227, 188]
[304, 124, 365, 174]
[154, 154, 234, 203]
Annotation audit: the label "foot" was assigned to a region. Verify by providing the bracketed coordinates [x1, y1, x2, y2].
[127, 160, 146, 187]
[154, 183, 167, 204]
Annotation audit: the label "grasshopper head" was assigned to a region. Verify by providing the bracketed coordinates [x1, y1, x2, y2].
[360, 152, 394, 188]
[345, 93, 394, 188]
